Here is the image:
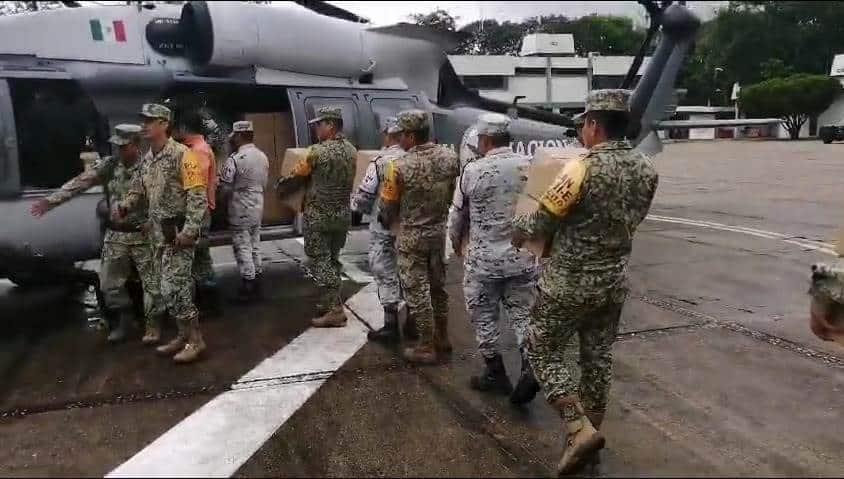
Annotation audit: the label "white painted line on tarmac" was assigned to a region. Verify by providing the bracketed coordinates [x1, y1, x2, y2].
[107, 282, 383, 478]
[340, 258, 374, 284]
[645, 214, 838, 257]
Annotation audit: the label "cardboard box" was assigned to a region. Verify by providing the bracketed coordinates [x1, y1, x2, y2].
[244, 112, 297, 225]
[278, 148, 309, 213]
[514, 147, 588, 258]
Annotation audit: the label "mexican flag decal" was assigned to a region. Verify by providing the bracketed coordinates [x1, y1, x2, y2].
[89, 19, 127, 43]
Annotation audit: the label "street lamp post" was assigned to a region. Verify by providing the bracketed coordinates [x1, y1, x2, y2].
[708, 67, 724, 107]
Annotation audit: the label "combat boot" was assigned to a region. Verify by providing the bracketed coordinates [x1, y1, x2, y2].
[312, 306, 347, 328]
[156, 319, 187, 356]
[235, 279, 255, 304]
[368, 304, 400, 343]
[510, 348, 541, 406]
[141, 316, 162, 346]
[174, 316, 206, 364]
[403, 306, 420, 341]
[553, 396, 605, 476]
[470, 354, 513, 395]
[107, 310, 133, 343]
[402, 342, 439, 365]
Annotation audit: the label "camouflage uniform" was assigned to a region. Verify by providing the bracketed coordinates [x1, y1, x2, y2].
[122, 104, 210, 361]
[277, 106, 356, 314]
[43, 124, 163, 336]
[513, 90, 659, 423]
[220, 121, 269, 281]
[351, 120, 404, 308]
[379, 110, 460, 359]
[448, 114, 537, 360]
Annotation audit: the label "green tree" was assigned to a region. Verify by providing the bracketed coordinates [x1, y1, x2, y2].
[563, 15, 646, 56]
[0, 1, 64, 15]
[740, 74, 841, 139]
[409, 9, 457, 33]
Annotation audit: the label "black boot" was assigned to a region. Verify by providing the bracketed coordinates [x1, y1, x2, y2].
[236, 279, 255, 304]
[403, 304, 419, 341]
[368, 304, 400, 343]
[107, 309, 133, 343]
[470, 354, 513, 395]
[510, 348, 541, 406]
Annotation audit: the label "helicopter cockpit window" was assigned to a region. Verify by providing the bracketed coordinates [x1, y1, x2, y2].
[370, 98, 417, 130]
[9, 79, 107, 191]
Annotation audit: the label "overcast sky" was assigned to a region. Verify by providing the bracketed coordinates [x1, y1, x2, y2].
[327, 1, 726, 28]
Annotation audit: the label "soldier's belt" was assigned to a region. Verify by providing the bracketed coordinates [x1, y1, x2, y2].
[106, 222, 143, 233]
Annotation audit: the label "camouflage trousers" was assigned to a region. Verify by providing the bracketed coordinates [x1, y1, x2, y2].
[192, 211, 216, 288]
[369, 232, 402, 307]
[464, 270, 537, 359]
[232, 225, 262, 280]
[397, 243, 448, 341]
[155, 241, 200, 324]
[100, 239, 164, 325]
[526, 287, 624, 422]
[303, 228, 348, 313]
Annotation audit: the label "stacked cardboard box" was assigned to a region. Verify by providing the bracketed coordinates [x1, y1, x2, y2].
[244, 112, 296, 225]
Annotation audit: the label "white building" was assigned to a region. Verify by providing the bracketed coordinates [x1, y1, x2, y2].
[817, 53, 844, 131]
[447, 33, 650, 114]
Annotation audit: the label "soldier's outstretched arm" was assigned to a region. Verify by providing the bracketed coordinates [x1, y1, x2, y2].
[512, 158, 586, 244]
[276, 146, 314, 197]
[350, 160, 379, 214]
[179, 150, 210, 242]
[376, 159, 401, 228]
[31, 156, 115, 217]
[447, 170, 470, 255]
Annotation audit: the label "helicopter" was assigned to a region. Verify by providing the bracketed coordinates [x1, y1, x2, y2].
[0, 0, 773, 292]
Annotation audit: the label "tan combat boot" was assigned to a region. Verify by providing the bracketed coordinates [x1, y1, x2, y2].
[156, 318, 187, 356]
[311, 306, 347, 328]
[141, 316, 162, 346]
[553, 396, 605, 476]
[402, 342, 439, 365]
[174, 316, 206, 364]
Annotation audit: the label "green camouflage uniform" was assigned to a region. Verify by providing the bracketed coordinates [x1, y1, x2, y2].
[276, 106, 356, 313]
[513, 90, 659, 421]
[122, 105, 209, 337]
[43, 124, 163, 328]
[378, 110, 460, 344]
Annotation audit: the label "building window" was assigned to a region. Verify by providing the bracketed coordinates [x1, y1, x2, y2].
[461, 75, 507, 91]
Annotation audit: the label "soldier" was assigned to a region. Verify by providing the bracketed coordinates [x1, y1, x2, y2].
[30, 124, 164, 344]
[512, 89, 659, 475]
[219, 120, 269, 303]
[351, 117, 415, 343]
[117, 103, 210, 364]
[378, 109, 460, 365]
[277, 106, 356, 327]
[175, 111, 221, 316]
[447, 113, 538, 398]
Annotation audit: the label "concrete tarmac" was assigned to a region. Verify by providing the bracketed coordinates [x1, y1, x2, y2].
[1, 140, 843, 477]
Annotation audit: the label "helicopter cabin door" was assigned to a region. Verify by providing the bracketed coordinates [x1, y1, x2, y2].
[0, 79, 20, 196]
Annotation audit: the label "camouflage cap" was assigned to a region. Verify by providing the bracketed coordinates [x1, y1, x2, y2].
[381, 116, 399, 134]
[108, 124, 142, 146]
[474, 112, 511, 136]
[139, 103, 172, 121]
[394, 109, 429, 133]
[232, 120, 254, 133]
[573, 89, 631, 122]
[308, 106, 343, 125]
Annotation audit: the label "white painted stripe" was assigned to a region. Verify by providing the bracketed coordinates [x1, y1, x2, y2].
[645, 214, 838, 257]
[340, 258, 374, 284]
[107, 282, 382, 478]
[296, 237, 305, 246]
